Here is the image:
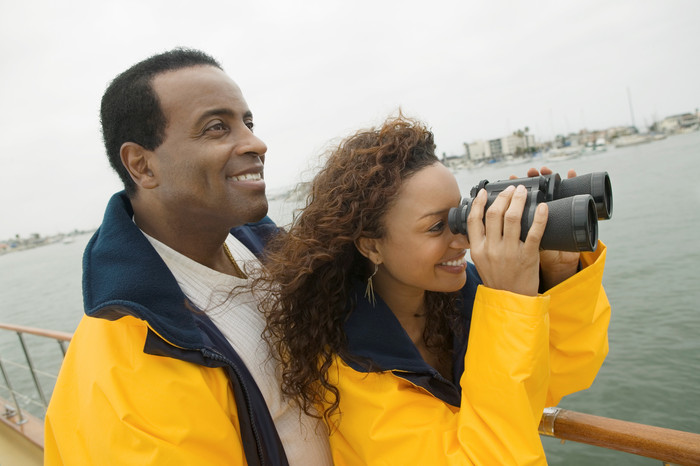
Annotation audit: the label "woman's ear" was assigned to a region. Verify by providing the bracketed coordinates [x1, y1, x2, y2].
[355, 236, 381, 265]
[120, 142, 159, 190]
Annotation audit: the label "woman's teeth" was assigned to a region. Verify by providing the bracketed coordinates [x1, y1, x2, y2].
[440, 257, 466, 267]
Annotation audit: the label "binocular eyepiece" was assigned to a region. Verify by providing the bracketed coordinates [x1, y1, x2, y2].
[447, 172, 612, 252]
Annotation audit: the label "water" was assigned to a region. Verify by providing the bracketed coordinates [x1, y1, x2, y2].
[2, 131, 699, 464]
[0, 235, 88, 417]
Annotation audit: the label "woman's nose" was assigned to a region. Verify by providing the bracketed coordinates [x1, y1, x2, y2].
[450, 230, 470, 249]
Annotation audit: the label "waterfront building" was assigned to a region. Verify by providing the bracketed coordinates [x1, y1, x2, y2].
[464, 139, 493, 162]
[658, 113, 700, 134]
[463, 132, 534, 164]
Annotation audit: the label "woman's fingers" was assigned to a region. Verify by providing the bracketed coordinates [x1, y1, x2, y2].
[466, 188, 488, 246]
[524, 202, 548, 253]
[502, 185, 527, 244]
[469, 183, 543, 296]
[484, 185, 516, 239]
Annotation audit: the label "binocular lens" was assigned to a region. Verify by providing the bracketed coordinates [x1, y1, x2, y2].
[448, 198, 470, 236]
[558, 172, 612, 220]
[541, 195, 598, 251]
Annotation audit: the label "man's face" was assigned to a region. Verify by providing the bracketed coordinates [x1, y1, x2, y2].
[148, 65, 268, 229]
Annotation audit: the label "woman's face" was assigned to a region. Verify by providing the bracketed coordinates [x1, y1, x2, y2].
[372, 162, 470, 298]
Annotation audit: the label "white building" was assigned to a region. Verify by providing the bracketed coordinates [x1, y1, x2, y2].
[464, 133, 535, 161]
[464, 140, 492, 161]
[658, 113, 700, 133]
[500, 134, 535, 155]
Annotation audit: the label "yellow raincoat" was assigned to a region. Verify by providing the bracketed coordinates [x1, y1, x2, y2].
[44, 315, 247, 465]
[327, 243, 609, 465]
[45, 192, 287, 465]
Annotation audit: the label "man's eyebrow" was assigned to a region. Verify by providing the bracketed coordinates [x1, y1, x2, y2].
[194, 108, 253, 126]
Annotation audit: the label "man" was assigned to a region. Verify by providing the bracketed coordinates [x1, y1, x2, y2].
[44, 48, 332, 465]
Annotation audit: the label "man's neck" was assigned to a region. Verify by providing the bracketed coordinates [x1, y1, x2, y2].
[131, 199, 238, 275]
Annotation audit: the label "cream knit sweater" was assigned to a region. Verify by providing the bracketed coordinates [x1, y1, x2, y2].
[144, 232, 332, 465]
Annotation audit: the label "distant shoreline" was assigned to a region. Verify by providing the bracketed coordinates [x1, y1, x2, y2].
[0, 230, 95, 257]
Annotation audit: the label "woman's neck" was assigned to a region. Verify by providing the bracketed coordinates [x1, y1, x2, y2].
[378, 288, 452, 379]
[377, 288, 426, 342]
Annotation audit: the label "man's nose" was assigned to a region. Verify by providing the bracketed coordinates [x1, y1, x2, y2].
[238, 129, 268, 157]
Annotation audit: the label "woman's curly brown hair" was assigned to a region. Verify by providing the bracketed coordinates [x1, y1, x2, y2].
[254, 114, 461, 427]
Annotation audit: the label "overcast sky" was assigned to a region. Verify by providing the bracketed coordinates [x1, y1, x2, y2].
[1, 0, 698, 239]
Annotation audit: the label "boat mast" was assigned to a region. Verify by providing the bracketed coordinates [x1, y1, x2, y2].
[627, 86, 636, 130]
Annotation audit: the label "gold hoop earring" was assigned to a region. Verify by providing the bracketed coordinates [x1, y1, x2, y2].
[365, 263, 378, 307]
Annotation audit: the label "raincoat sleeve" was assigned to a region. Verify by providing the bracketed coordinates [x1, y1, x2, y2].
[44, 315, 246, 465]
[543, 241, 610, 407]
[328, 288, 552, 466]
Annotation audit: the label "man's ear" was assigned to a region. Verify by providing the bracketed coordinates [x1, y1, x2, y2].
[120, 142, 158, 190]
[355, 236, 382, 265]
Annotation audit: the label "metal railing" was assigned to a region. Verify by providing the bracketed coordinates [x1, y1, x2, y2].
[1, 322, 699, 464]
[0, 323, 71, 425]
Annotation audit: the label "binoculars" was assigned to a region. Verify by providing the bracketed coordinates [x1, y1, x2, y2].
[447, 172, 613, 251]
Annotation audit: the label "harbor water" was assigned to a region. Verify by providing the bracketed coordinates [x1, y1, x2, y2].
[1, 131, 699, 464]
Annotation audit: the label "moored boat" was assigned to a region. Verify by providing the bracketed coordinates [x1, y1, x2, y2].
[545, 146, 583, 161]
[614, 134, 653, 147]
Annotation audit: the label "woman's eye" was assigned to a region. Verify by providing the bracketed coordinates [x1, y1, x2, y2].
[429, 221, 445, 233]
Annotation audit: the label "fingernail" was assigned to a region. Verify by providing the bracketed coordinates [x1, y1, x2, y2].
[504, 185, 515, 193]
[516, 185, 526, 193]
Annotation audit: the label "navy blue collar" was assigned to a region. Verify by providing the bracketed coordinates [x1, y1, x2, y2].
[343, 281, 436, 374]
[82, 191, 277, 350]
[341, 263, 482, 405]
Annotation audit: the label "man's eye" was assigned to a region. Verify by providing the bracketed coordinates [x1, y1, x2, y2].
[245, 121, 255, 131]
[205, 122, 227, 132]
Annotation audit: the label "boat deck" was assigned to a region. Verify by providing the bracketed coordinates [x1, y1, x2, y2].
[0, 398, 43, 465]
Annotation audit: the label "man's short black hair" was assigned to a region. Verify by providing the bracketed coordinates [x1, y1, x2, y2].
[100, 48, 222, 195]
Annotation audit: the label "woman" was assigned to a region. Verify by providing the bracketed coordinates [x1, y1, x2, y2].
[256, 116, 610, 464]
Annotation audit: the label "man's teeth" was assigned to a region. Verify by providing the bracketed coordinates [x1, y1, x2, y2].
[227, 173, 261, 181]
[441, 257, 466, 267]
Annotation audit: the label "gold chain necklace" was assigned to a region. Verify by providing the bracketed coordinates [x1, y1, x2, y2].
[223, 242, 247, 279]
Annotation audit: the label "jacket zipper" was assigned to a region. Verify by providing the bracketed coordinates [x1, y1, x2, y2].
[202, 347, 267, 466]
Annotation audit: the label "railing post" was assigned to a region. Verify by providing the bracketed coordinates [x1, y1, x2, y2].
[16, 332, 48, 408]
[0, 355, 27, 425]
[57, 339, 68, 357]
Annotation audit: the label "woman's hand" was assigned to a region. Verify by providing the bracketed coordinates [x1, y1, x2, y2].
[517, 166, 581, 290]
[467, 184, 547, 296]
